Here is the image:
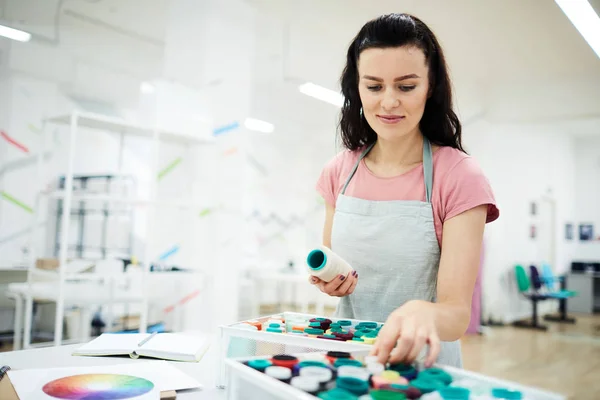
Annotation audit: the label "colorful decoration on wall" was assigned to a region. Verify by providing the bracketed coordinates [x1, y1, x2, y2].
[1, 191, 33, 214]
[27, 124, 42, 134]
[199, 208, 212, 217]
[157, 157, 183, 181]
[158, 245, 179, 261]
[1, 130, 29, 153]
[223, 146, 238, 156]
[163, 289, 201, 314]
[213, 121, 240, 136]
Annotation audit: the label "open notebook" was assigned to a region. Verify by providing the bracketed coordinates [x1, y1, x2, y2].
[72, 332, 210, 362]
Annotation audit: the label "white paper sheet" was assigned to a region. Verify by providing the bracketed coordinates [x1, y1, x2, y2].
[8, 360, 202, 400]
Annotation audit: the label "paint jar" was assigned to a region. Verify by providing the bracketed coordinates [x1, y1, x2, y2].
[306, 245, 354, 282]
[337, 366, 371, 381]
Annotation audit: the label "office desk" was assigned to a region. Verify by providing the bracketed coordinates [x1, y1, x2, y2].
[0, 339, 227, 399]
[567, 272, 600, 314]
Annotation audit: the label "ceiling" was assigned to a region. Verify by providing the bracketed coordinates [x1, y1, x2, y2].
[1, 0, 599, 135]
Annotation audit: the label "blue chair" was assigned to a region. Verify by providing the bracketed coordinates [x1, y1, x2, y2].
[531, 264, 577, 324]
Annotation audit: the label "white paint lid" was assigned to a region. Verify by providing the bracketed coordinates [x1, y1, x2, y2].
[366, 362, 385, 375]
[291, 376, 320, 393]
[299, 366, 333, 383]
[265, 366, 292, 380]
[337, 366, 370, 381]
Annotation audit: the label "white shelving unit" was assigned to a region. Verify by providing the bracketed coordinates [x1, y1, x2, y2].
[22, 110, 215, 348]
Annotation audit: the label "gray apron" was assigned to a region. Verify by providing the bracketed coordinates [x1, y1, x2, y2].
[331, 137, 463, 368]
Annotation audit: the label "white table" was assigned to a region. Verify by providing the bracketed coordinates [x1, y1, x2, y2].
[0, 339, 227, 399]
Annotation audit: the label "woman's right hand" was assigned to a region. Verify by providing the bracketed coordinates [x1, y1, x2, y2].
[309, 271, 358, 297]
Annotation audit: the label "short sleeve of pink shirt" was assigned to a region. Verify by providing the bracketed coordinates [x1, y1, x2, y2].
[316, 146, 499, 247]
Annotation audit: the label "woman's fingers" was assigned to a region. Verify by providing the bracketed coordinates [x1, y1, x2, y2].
[404, 328, 428, 364]
[388, 321, 415, 364]
[331, 272, 355, 296]
[424, 333, 441, 368]
[322, 274, 347, 294]
[346, 272, 358, 294]
[373, 320, 401, 364]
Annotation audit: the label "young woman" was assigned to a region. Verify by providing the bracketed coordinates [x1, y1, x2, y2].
[311, 13, 499, 368]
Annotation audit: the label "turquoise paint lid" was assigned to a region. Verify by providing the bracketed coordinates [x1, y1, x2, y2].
[298, 360, 329, 369]
[304, 328, 325, 335]
[334, 358, 364, 368]
[419, 368, 453, 385]
[247, 359, 272, 370]
[410, 378, 446, 393]
[266, 328, 283, 333]
[491, 388, 522, 399]
[337, 376, 369, 396]
[338, 320, 352, 326]
[439, 387, 470, 400]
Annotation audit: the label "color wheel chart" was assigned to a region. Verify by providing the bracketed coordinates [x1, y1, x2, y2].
[42, 374, 155, 400]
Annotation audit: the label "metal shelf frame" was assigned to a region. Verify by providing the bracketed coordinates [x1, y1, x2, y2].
[22, 110, 215, 348]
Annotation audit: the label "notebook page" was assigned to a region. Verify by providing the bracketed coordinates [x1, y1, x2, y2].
[73, 333, 150, 355]
[140, 333, 208, 360]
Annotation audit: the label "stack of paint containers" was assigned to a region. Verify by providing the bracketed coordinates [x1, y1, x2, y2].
[242, 351, 527, 400]
[248, 313, 384, 345]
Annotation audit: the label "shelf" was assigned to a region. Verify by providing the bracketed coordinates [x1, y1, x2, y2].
[45, 112, 216, 145]
[45, 190, 205, 209]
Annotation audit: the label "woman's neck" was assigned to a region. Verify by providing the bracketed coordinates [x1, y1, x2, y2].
[368, 131, 424, 168]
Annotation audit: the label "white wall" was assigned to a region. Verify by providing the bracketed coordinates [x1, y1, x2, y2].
[573, 136, 600, 261]
[464, 120, 578, 323]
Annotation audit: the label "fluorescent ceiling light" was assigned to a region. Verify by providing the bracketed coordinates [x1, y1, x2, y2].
[140, 81, 155, 94]
[555, 0, 600, 58]
[0, 24, 31, 42]
[244, 118, 274, 133]
[299, 82, 344, 107]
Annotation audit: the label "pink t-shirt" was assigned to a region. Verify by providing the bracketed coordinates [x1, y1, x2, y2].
[316, 146, 499, 247]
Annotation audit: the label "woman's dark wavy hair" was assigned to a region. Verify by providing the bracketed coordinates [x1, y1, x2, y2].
[338, 13, 464, 152]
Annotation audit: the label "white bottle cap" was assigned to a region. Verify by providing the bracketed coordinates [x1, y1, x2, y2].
[291, 376, 320, 393]
[299, 366, 333, 383]
[265, 366, 292, 381]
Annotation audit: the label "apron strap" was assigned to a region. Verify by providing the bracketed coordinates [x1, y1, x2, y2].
[340, 138, 434, 203]
[341, 142, 375, 195]
[423, 138, 433, 203]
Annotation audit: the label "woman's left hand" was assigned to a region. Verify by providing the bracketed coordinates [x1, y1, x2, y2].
[369, 300, 440, 367]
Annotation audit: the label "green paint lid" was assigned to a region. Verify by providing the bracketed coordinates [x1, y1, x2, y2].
[338, 320, 352, 326]
[370, 390, 407, 400]
[317, 388, 358, 400]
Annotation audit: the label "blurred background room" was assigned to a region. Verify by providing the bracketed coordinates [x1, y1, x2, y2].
[0, 0, 599, 398]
